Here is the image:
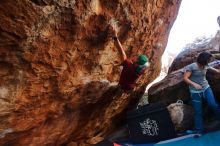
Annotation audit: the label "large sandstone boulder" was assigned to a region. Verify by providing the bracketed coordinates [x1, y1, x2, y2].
[149, 31, 220, 104]
[0, 0, 181, 145]
[148, 62, 220, 105]
[148, 32, 220, 132]
[148, 68, 190, 104]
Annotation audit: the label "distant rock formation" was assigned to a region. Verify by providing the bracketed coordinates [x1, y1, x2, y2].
[168, 34, 220, 73]
[0, 0, 181, 145]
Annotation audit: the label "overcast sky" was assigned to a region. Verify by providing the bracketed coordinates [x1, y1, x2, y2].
[164, 0, 220, 59]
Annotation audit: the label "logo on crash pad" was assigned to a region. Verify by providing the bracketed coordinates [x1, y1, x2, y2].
[139, 118, 159, 136]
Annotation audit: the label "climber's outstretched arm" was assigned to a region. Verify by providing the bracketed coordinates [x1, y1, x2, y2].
[113, 30, 127, 62]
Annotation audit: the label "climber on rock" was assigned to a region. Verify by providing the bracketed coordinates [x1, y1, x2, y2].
[112, 28, 150, 91]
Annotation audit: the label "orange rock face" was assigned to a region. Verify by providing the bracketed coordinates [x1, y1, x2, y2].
[0, 0, 181, 145]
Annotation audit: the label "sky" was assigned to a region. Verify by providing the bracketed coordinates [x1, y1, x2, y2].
[162, 0, 220, 66]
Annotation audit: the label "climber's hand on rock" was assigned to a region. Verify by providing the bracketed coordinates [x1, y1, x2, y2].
[114, 31, 118, 38]
[112, 26, 118, 37]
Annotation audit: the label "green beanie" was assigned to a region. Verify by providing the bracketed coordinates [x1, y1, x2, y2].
[137, 54, 148, 65]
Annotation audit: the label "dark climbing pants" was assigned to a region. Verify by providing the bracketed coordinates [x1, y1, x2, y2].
[191, 87, 220, 133]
